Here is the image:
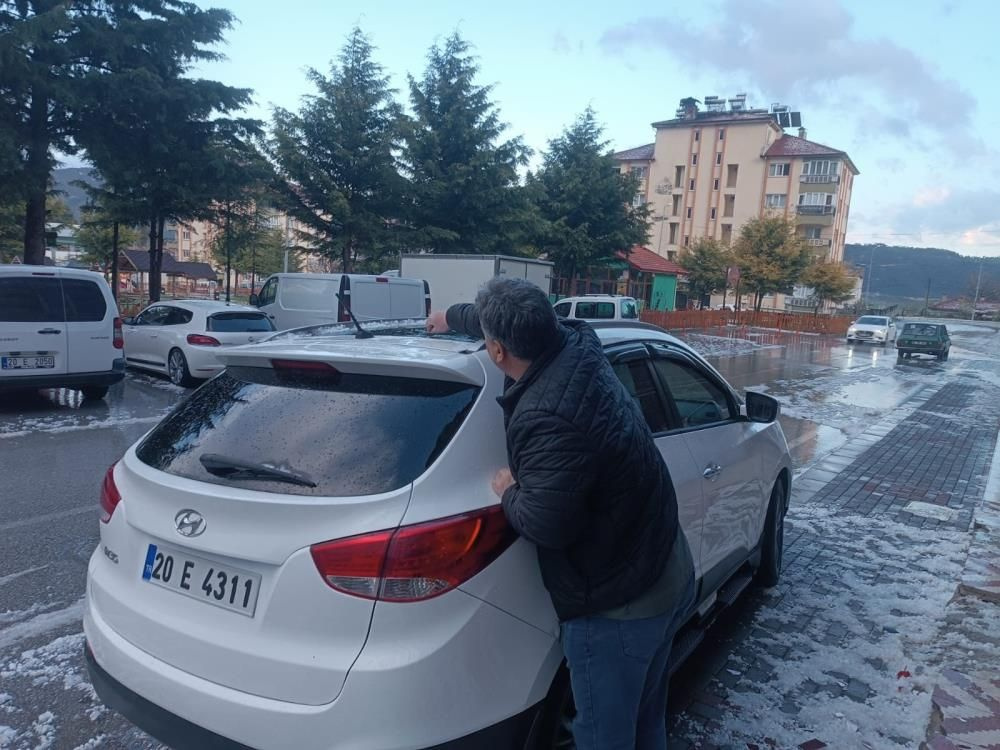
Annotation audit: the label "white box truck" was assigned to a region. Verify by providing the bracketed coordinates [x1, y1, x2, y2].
[399, 254, 554, 311]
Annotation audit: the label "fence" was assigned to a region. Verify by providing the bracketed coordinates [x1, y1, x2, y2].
[640, 309, 853, 336]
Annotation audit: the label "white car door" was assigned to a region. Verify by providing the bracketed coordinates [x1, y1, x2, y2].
[606, 344, 706, 580]
[125, 305, 170, 371]
[648, 344, 764, 584]
[150, 305, 195, 369]
[0, 272, 69, 380]
[61, 275, 117, 375]
[256, 277, 280, 327]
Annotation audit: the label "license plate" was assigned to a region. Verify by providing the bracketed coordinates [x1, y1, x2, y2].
[141, 543, 261, 617]
[1, 355, 54, 369]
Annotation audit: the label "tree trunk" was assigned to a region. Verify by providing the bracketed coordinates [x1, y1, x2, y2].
[148, 217, 159, 301]
[150, 216, 165, 302]
[225, 206, 232, 302]
[110, 222, 120, 301]
[342, 236, 353, 274]
[22, 88, 49, 266]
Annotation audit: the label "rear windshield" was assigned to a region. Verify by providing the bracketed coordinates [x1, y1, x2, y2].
[902, 323, 941, 336]
[136, 368, 479, 496]
[856, 316, 887, 325]
[207, 312, 275, 332]
[0, 277, 64, 322]
[62, 279, 108, 322]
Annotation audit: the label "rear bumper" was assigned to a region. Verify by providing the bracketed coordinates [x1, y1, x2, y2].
[0, 360, 125, 391]
[85, 643, 540, 750]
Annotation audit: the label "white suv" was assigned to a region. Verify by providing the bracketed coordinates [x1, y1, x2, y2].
[0, 265, 124, 399]
[85, 320, 792, 750]
[553, 295, 640, 321]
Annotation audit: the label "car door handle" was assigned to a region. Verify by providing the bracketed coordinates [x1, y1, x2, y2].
[37, 328, 62, 334]
[703, 464, 723, 480]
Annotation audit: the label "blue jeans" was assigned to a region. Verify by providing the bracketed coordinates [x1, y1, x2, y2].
[559, 575, 696, 750]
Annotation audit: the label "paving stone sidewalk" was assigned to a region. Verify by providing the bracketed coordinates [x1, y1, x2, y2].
[668, 378, 1000, 750]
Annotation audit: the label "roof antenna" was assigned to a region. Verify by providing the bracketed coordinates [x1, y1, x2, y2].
[335, 292, 374, 339]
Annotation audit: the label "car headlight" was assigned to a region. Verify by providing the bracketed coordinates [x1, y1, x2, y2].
[848, 327, 856, 334]
[874, 330, 885, 338]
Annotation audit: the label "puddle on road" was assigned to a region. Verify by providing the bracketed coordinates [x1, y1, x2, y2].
[779, 417, 846, 471]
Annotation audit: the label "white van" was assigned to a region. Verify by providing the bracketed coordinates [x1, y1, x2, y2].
[553, 294, 640, 322]
[0, 265, 125, 400]
[250, 273, 429, 331]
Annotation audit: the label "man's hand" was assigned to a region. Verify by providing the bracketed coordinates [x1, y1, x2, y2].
[492, 467, 515, 498]
[425, 310, 450, 335]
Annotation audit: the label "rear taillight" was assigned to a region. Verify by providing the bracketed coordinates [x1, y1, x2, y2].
[100, 463, 121, 524]
[113, 317, 124, 349]
[186, 333, 221, 346]
[310, 506, 515, 602]
[424, 281, 431, 317]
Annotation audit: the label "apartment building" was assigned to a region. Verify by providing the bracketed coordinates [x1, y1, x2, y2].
[615, 96, 858, 308]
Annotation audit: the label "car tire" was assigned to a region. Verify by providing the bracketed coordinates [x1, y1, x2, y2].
[942, 349, 950, 361]
[756, 478, 786, 588]
[167, 348, 196, 387]
[531, 665, 574, 750]
[80, 385, 109, 400]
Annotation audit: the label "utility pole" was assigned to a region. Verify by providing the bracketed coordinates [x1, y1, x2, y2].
[971, 260, 983, 321]
[924, 278, 931, 316]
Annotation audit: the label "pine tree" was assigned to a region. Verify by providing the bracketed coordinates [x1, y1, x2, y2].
[400, 32, 531, 254]
[270, 27, 405, 273]
[530, 107, 650, 282]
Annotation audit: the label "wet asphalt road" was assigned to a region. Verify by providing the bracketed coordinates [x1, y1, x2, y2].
[0, 321, 996, 749]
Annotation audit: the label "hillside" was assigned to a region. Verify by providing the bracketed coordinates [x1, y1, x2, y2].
[844, 244, 1000, 301]
[51, 167, 101, 219]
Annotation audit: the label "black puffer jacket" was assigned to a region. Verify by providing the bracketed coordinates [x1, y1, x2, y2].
[446, 304, 680, 621]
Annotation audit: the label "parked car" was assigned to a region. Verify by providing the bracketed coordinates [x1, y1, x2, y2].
[553, 294, 640, 321]
[84, 320, 791, 750]
[123, 300, 275, 386]
[846, 315, 897, 346]
[250, 273, 430, 330]
[0, 265, 124, 400]
[896, 322, 951, 361]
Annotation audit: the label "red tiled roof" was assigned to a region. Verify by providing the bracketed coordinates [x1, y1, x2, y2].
[613, 143, 655, 161]
[765, 134, 859, 174]
[616, 245, 686, 275]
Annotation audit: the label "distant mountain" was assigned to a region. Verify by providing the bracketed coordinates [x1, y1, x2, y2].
[51, 167, 102, 220]
[844, 244, 1000, 301]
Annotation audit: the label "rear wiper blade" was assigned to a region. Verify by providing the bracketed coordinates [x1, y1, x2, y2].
[334, 292, 374, 339]
[198, 453, 317, 488]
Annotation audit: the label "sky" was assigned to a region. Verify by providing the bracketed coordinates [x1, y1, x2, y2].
[182, 0, 1000, 257]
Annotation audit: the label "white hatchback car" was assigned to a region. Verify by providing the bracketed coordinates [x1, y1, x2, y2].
[85, 321, 792, 750]
[123, 300, 275, 386]
[0, 264, 124, 399]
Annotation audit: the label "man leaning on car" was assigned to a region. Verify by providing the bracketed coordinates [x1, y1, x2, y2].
[426, 278, 696, 750]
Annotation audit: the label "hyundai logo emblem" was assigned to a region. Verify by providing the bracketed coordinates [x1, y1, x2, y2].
[174, 509, 206, 537]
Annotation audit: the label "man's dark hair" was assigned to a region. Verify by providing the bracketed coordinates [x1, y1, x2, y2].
[475, 277, 560, 360]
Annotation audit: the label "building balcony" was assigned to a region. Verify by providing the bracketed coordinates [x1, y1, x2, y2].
[806, 238, 832, 247]
[797, 205, 835, 216]
[800, 174, 840, 184]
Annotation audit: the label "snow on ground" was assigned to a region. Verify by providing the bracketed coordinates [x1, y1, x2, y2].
[678, 332, 784, 358]
[689, 504, 971, 748]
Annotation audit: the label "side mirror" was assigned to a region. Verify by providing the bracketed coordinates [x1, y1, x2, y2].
[745, 391, 779, 423]
[248, 293, 259, 306]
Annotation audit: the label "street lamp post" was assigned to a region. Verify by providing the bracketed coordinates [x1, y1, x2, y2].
[971, 260, 983, 321]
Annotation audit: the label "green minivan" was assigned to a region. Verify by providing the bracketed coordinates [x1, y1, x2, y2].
[896, 322, 951, 361]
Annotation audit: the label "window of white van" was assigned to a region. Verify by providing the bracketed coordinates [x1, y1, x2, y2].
[620, 299, 638, 319]
[553, 302, 571, 317]
[62, 279, 108, 321]
[281, 278, 338, 310]
[575, 301, 616, 319]
[0, 277, 63, 322]
[258, 278, 277, 306]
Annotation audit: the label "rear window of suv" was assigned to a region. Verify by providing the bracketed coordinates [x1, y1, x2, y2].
[207, 312, 275, 332]
[136, 367, 480, 496]
[0, 276, 64, 322]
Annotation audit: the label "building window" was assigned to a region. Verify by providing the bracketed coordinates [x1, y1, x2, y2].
[675, 165, 685, 187]
[632, 194, 645, 208]
[801, 160, 840, 176]
[164, 229, 178, 242]
[769, 163, 790, 177]
[799, 192, 834, 206]
[689, 178, 695, 191]
[803, 226, 823, 239]
[723, 194, 735, 217]
[630, 166, 649, 178]
[718, 128, 725, 140]
[726, 164, 739, 188]
[721, 224, 733, 244]
[710, 207, 717, 220]
[691, 153, 698, 165]
[713, 178, 720, 191]
[765, 194, 787, 208]
[668, 223, 679, 244]
[182, 230, 191, 240]
[686, 207, 692, 219]
[684, 235, 690, 247]
[694, 130, 701, 142]
[672, 195, 682, 216]
[716, 152, 723, 165]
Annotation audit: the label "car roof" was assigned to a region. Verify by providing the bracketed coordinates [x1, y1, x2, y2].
[155, 299, 259, 313]
[558, 295, 635, 303]
[0, 264, 109, 282]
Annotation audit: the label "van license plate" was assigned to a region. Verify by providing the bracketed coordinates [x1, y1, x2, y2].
[2, 356, 54, 369]
[141, 543, 261, 617]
